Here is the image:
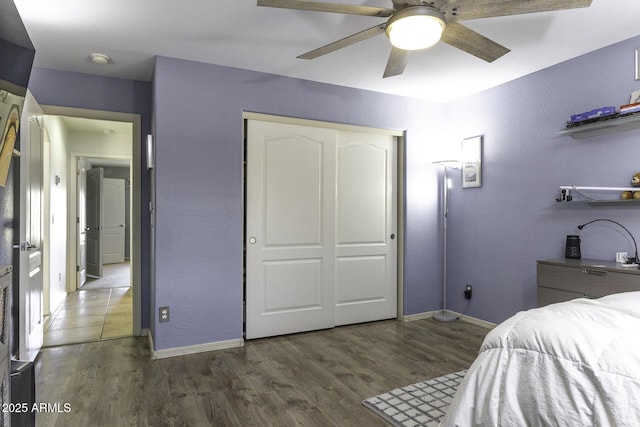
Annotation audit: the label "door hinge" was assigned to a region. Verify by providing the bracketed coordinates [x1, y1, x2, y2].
[77, 217, 80, 224]
[76, 265, 80, 272]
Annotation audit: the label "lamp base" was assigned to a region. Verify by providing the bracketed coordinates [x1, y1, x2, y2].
[433, 310, 458, 323]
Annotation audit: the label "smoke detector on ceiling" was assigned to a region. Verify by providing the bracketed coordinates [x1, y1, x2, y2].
[90, 53, 112, 65]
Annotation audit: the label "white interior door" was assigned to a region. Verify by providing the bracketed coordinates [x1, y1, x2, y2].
[86, 168, 104, 277]
[18, 91, 44, 361]
[246, 120, 336, 339]
[102, 178, 125, 264]
[334, 130, 397, 325]
[77, 158, 87, 288]
[246, 119, 397, 339]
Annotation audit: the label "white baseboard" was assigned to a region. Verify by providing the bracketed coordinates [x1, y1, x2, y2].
[451, 311, 497, 329]
[401, 310, 496, 329]
[148, 331, 244, 360]
[401, 310, 438, 322]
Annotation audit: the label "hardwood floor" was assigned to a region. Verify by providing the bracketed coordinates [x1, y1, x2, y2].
[35, 318, 489, 426]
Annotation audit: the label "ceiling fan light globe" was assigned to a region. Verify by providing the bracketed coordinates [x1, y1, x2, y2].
[387, 15, 444, 50]
[385, 6, 446, 51]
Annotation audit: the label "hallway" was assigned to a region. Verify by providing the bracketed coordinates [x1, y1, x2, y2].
[43, 262, 133, 347]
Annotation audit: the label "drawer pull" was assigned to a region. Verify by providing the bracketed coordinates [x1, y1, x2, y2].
[583, 269, 607, 276]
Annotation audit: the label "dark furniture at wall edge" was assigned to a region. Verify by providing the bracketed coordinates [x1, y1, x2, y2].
[537, 258, 640, 307]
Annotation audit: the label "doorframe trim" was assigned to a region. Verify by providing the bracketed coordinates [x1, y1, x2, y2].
[42, 105, 142, 336]
[242, 111, 406, 322]
[243, 112, 405, 136]
[73, 154, 123, 279]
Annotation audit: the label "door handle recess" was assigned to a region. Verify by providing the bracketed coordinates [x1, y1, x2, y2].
[583, 269, 606, 276]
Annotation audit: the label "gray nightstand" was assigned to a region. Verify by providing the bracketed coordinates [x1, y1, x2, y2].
[537, 259, 640, 307]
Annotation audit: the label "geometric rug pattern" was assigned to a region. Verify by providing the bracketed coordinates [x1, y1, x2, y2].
[362, 370, 466, 427]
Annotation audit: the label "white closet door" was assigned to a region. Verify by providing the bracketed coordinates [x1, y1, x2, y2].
[334, 130, 397, 325]
[246, 120, 336, 339]
[246, 119, 397, 339]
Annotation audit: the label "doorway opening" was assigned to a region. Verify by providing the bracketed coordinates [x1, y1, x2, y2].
[40, 107, 142, 346]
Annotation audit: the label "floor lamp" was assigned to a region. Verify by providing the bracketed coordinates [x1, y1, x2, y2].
[433, 160, 460, 323]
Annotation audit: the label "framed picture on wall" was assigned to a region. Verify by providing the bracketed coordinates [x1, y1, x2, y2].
[461, 135, 483, 188]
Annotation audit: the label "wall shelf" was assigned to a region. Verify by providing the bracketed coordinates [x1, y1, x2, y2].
[556, 185, 640, 206]
[558, 113, 640, 139]
[586, 199, 640, 207]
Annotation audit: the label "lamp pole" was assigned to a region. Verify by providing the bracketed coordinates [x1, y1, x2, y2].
[433, 162, 458, 323]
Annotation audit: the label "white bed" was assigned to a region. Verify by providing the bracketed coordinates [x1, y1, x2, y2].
[441, 292, 640, 426]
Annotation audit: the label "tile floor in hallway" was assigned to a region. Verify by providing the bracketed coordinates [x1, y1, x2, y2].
[81, 261, 131, 290]
[43, 286, 133, 347]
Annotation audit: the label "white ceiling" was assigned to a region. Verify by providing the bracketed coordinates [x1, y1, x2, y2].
[57, 116, 132, 136]
[51, 116, 132, 167]
[85, 157, 131, 169]
[13, 0, 640, 103]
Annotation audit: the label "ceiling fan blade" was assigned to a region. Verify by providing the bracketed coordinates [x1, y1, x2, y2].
[441, 22, 510, 62]
[383, 47, 410, 78]
[257, 0, 395, 17]
[443, 0, 592, 21]
[297, 24, 386, 60]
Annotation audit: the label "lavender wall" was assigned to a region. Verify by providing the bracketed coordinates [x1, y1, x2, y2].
[27, 34, 640, 350]
[28, 68, 152, 328]
[443, 35, 640, 323]
[151, 56, 447, 349]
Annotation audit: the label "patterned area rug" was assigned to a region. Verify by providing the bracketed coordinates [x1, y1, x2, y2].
[362, 370, 466, 427]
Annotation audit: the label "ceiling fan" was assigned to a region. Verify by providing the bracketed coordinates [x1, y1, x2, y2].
[257, 0, 593, 78]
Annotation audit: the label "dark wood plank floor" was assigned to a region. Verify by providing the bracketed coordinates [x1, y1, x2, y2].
[34, 318, 489, 426]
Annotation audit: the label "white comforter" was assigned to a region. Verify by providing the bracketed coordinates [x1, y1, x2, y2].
[441, 292, 640, 426]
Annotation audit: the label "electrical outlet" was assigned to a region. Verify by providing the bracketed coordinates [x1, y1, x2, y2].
[464, 284, 472, 300]
[159, 306, 170, 323]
